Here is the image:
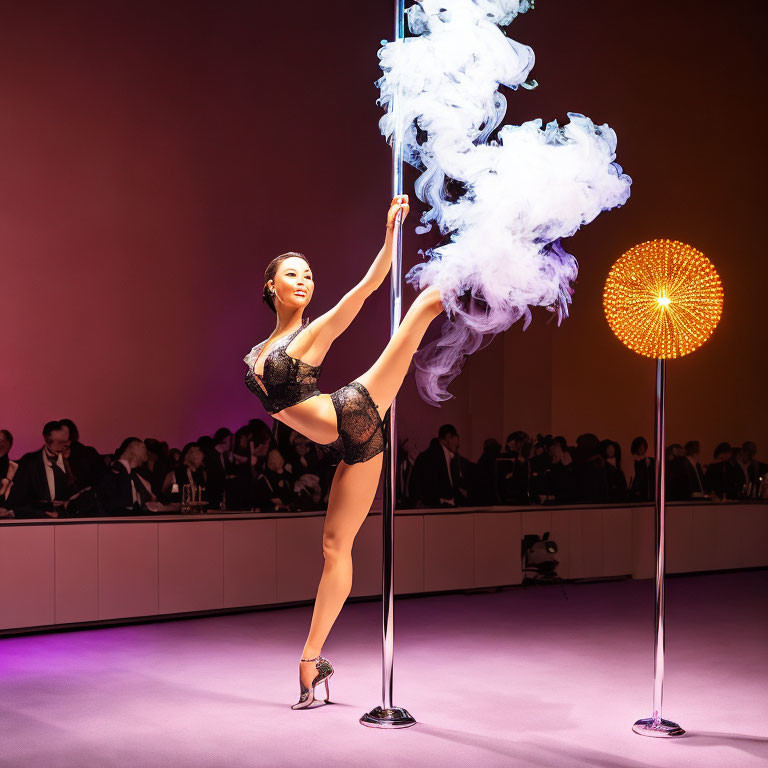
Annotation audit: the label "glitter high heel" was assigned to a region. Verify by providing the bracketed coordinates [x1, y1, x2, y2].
[291, 655, 334, 710]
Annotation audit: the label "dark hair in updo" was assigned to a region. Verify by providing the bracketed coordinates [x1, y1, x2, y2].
[262, 252, 311, 314]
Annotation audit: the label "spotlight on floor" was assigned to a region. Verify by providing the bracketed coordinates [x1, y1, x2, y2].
[521, 531, 560, 584]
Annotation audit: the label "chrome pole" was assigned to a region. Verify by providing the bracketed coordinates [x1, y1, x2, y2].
[361, 0, 415, 729]
[632, 358, 685, 737]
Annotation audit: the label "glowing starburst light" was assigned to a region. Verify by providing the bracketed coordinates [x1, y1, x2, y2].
[603, 239, 723, 359]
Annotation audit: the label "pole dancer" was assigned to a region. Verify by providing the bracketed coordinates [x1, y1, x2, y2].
[244, 197, 444, 709]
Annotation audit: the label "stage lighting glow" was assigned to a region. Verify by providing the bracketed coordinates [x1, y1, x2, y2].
[603, 239, 723, 359]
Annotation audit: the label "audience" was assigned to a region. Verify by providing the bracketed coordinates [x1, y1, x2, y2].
[58, 419, 105, 490]
[410, 424, 472, 507]
[668, 440, 707, 500]
[474, 438, 502, 505]
[1, 414, 764, 517]
[628, 436, 655, 501]
[543, 436, 575, 504]
[395, 437, 417, 507]
[1, 429, 17, 502]
[255, 447, 296, 512]
[528, 434, 552, 499]
[161, 442, 207, 503]
[9, 421, 80, 518]
[141, 438, 171, 498]
[574, 433, 609, 504]
[205, 427, 236, 508]
[498, 431, 532, 504]
[600, 439, 627, 503]
[734, 441, 767, 499]
[100, 437, 160, 515]
[704, 442, 743, 502]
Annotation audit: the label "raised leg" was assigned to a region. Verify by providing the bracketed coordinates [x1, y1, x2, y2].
[355, 286, 444, 420]
[299, 450, 384, 688]
[296, 286, 443, 692]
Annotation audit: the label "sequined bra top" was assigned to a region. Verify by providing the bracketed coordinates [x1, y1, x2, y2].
[244, 320, 322, 414]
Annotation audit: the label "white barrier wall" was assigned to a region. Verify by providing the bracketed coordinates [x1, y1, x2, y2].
[1, 503, 766, 633]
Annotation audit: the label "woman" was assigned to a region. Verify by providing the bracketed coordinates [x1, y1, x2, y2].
[628, 436, 655, 502]
[244, 195, 444, 709]
[545, 436, 576, 504]
[161, 442, 207, 504]
[599, 439, 627, 503]
[254, 447, 296, 512]
[285, 430, 321, 478]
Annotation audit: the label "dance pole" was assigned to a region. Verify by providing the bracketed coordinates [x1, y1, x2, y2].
[361, 0, 415, 730]
[631, 358, 685, 737]
[604, 239, 723, 738]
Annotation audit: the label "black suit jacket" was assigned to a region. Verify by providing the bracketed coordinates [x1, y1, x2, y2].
[411, 438, 470, 507]
[204, 450, 232, 506]
[67, 441, 106, 489]
[671, 456, 706, 499]
[630, 457, 655, 501]
[737, 459, 768, 494]
[98, 461, 156, 514]
[704, 460, 743, 500]
[574, 455, 609, 504]
[8, 449, 76, 517]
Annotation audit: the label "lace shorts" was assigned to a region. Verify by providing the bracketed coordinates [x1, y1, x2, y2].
[320, 381, 388, 465]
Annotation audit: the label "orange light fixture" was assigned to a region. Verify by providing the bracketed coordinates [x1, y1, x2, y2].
[603, 239, 723, 358]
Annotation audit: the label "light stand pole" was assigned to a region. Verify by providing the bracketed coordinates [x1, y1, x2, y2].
[603, 238, 723, 739]
[631, 358, 685, 737]
[361, 0, 415, 730]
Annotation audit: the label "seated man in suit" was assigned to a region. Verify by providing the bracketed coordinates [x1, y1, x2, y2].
[734, 441, 768, 499]
[673, 440, 708, 500]
[58, 418, 106, 490]
[704, 442, 743, 501]
[7, 421, 79, 518]
[99, 437, 161, 515]
[498, 431, 533, 504]
[204, 428, 236, 508]
[665, 443, 687, 500]
[410, 424, 472, 507]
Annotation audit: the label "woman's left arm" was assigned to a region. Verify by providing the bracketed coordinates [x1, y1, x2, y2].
[308, 196, 409, 347]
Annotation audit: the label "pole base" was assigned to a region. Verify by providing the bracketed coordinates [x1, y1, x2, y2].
[632, 717, 686, 737]
[360, 706, 416, 729]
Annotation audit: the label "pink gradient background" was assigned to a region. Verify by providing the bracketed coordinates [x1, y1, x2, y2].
[1, 1, 765, 458]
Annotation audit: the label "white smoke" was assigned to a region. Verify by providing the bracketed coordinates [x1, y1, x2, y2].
[377, 0, 632, 405]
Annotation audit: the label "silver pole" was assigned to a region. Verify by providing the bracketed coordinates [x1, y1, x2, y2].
[361, 0, 415, 729]
[632, 358, 685, 737]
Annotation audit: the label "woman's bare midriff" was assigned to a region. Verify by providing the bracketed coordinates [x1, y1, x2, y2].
[272, 393, 339, 445]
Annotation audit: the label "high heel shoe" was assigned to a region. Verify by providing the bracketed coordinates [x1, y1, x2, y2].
[291, 655, 334, 710]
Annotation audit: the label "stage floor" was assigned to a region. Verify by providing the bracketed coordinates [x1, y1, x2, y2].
[2, 571, 766, 768]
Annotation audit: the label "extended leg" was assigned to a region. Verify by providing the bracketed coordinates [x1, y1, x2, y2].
[355, 286, 444, 420]
[299, 451, 384, 687]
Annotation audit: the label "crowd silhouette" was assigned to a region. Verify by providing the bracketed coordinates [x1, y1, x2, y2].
[0, 419, 765, 519]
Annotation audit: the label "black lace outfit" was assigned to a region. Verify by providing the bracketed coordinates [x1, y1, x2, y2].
[244, 319, 387, 465]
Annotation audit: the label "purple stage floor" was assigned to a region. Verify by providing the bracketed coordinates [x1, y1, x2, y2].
[2, 570, 767, 768]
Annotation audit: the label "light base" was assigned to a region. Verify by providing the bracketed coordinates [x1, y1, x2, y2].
[360, 706, 416, 729]
[632, 717, 686, 737]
